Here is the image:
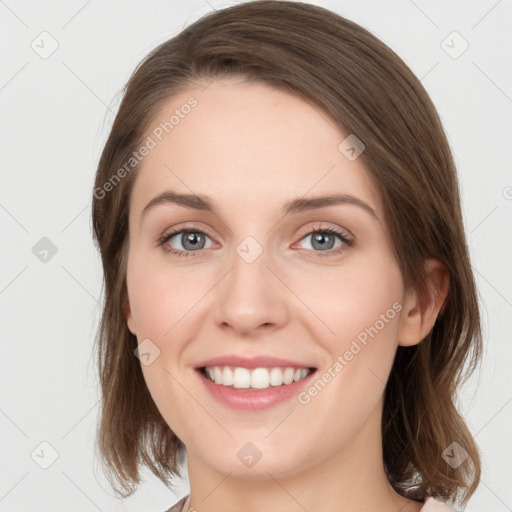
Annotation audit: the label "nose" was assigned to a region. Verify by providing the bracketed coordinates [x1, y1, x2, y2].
[213, 243, 289, 337]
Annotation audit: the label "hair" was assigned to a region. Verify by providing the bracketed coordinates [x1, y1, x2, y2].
[91, 0, 482, 505]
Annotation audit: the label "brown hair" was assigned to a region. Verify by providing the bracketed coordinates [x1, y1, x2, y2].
[91, 0, 482, 504]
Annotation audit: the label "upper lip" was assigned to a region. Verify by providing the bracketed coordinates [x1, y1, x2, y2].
[194, 355, 316, 370]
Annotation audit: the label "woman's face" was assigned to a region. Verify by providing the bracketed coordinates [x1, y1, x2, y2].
[125, 77, 408, 479]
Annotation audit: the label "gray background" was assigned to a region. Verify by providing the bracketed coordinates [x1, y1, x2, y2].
[1, 0, 511, 511]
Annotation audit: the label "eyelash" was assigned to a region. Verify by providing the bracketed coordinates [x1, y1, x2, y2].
[157, 224, 354, 259]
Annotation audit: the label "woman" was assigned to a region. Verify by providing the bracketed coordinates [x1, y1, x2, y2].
[91, 2, 482, 511]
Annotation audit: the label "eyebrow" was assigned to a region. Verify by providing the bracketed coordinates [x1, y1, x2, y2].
[141, 190, 378, 221]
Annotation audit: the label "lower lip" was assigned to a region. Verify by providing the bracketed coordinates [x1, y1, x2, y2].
[196, 368, 316, 411]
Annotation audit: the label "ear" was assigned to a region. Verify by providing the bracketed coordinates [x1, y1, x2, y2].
[397, 259, 450, 347]
[124, 296, 137, 336]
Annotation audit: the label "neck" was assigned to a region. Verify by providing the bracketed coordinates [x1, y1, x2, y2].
[184, 401, 423, 512]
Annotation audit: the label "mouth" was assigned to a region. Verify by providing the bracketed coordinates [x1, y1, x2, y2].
[197, 365, 317, 391]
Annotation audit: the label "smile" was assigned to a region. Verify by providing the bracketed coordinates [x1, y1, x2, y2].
[201, 366, 315, 390]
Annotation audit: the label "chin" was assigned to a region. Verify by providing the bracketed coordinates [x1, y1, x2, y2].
[200, 445, 309, 480]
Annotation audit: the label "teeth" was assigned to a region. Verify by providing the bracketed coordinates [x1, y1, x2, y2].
[203, 366, 313, 389]
[269, 367, 283, 386]
[222, 367, 234, 386]
[249, 368, 268, 389]
[283, 367, 294, 385]
[233, 367, 251, 388]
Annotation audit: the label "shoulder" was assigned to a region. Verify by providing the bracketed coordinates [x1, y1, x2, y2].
[421, 496, 458, 511]
[163, 494, 189, 512]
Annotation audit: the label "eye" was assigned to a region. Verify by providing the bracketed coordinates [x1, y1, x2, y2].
[158, 227, 215, 258]
[293, 225, 354, 257]
[158, 223, 354, 258]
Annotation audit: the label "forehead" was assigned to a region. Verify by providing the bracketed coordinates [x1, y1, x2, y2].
[129, 78, 381, 221]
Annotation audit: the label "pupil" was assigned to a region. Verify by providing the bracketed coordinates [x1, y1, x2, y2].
[183, 232, 204, 250]
[313, 233, 334, 251]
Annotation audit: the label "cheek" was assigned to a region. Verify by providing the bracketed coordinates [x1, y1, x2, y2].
[296, 258, 404, 422]
[126, 249, 208, 339]
[126, 252, 201, 422]
[292, 254, 404, 412]
[292, 255, 404, 350]
[126, 251, 212, 397]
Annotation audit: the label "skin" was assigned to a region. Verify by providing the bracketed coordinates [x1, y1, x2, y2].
[125, 77, 449, 512]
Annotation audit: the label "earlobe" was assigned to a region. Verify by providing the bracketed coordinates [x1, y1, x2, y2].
[397, 259, 450, 347]
[124, 297, 137, 335]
